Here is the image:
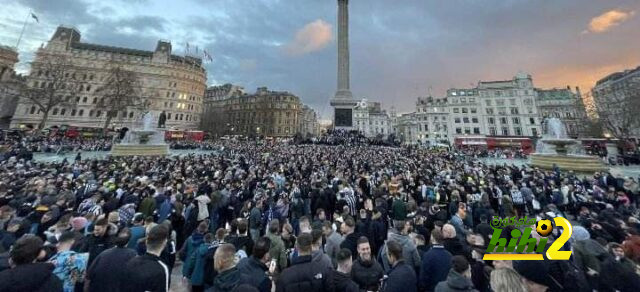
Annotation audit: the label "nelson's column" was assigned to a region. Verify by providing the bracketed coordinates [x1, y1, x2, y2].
[330, 0, 358, 130]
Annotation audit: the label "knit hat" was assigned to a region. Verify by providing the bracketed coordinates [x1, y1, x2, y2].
[513, 260, 551, 288]
[571, 225, 590, 242]
[71, 217, 88, 231]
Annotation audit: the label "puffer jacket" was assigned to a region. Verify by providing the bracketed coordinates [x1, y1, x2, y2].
[434, 270, 477, 292]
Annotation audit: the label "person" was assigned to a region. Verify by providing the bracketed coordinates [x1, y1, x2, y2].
[122, 224, 171, 292]
[185, 233, 215, 292]
[75, 217, 114, 266]
[249, 200, 263, 242]
[0, 235, 63, 292]
[48, 231, 88, 292]
[450, 203, 469, 241]
[85, 228, 137, 292]
[381, 240, 416, 292]
[311, 228, 333, 270]
[323, 220, 343, 264]
[180, 221, 208, 278]
[212, 243, 242, 292]
[351, 236, 383, 292]
[489, 268, 527, 292]
[434, 255, 477, 292]
[381, 220, 421, 272]
[225, 218, 254, 258]
[420, 228, 452, 292]
[334, 248, 358, 292]
[267, 219, 287, 272]
[127, 213, 146, 249]
[276, 233, 334, 292]
[237, 237, 274, 292]
[340, 216, 359, 256]
[513, 260, 550, 292]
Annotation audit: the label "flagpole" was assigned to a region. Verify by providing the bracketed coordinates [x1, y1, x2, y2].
[15, 9, 32, 49]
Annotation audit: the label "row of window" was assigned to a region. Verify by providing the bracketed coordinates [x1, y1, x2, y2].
[26, 106, 198, 122]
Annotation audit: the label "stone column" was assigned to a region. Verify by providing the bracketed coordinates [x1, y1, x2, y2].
[335, 0, 352, 99]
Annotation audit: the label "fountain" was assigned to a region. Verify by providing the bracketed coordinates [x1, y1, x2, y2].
[110, 111, 169, 156]
[530, 118, 606, 172]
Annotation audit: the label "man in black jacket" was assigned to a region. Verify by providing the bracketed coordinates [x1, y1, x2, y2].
[334, 248, 358, 292]
[0, 235, 62, 292]
[123, 224, 170, 292]
[276, 233, 334, 292]
[340, 217, 359, 256]
[236, 237, 273, 292]
[75, 218, 114, 266]
[352, 237, 383, 291]
[86, 228, 137, 292]
[381, 240, 416, 292]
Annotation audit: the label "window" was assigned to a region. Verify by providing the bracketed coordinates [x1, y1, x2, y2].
[92, 97, 97, 104]
[472, 117, 479, 123]
[500, 117, 508, 124]
[514, 127, 523, 136]
[463, 117, 469, 123]
[462, 108, 468, 113]
[60, 109, 66, 116]
[167, 113, 172, 120]
[489, 127, 497, 136]
[473, 127, 480, 134]
[82, 97, 87, 103]
[529, 117, 535, 125]
[456, 128, 462, 134]
[453, 108, 459, 113]
[496, 100, 505, 106]
[501, 127, 509, 136]
[464, 127, 471, 134]
[532, 128, 538, 136]
[510, 107, 519, 115]
[470, 108, 477, 114]
[486, 108, 494, 115]
[488, 117, 495, 124]
[52, 108, 58, 115]
[527, 107, 534, 114]
[78, 109, 84, 117]
[498, 107, 507, 115]
[495, 90, 502, 97]
[512, 117, 520, 125]
[469, 97, 475, 102]
[30, 106, 36, 114]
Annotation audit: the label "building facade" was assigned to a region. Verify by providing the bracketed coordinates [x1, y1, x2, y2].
[414, 96, 450, 145]
[201, 86, 317, 138]
[535, 86, 588, 138]
[0, 45, 23, 129]
[300, 105, 319, 137]
[592, 65, 640, 138]
[11, 26, 207, 130]
[200, 83, 244, 135]
[353, 99, 391, 137]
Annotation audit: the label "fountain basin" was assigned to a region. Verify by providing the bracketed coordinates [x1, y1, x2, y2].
[530, 153, 607, 172]
[111, 144, 169, 156]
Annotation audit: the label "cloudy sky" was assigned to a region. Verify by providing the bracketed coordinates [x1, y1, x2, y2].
[1, 0, 639, 118]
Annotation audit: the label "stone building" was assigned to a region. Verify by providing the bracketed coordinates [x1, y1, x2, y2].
[447, 73, 541, 139]
[353, 99, 391, 137]
[300, 105, 319, 137]
[415, 96, 450, 145]
[0, 45, 23, 129]
[11, 26, 206, 129]
[201, 86, 316, 138]
[535, 86, 588, 138]
[201, 83, 244, 135]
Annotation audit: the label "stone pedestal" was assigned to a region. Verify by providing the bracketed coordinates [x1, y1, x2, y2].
[606, 142, 619, 161]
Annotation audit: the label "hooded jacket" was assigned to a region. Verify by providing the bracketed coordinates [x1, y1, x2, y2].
[381, 260, 416, 292]
[237, 257, 271, 292]
[210, 266, 241, 292]
[381, 230, 421, 271]
[434, 270, 477, 292]
[0, 262, 63, 292]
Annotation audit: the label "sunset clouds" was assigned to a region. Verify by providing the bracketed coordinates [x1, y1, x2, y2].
[585, 9, 636, 33]
[284, 19, 333, 56]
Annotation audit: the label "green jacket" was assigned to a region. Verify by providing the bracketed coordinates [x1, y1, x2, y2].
[139, 197, 156, 218]
[267, 232, 287, 271]
[392, 198, 407, 221]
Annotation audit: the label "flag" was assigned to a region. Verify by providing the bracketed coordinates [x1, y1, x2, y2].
[203, 50, 213, 62]
[31, 12, 39, 23]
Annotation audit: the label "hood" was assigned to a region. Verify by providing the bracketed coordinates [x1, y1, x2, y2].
[444, 270, 475, 291]
[0, 263, 57, 291]
[191, 232, 205, 246]
[387, 230, 412, 248]
[214, 266, 240, 290]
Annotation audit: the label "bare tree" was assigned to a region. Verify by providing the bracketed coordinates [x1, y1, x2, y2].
[591, 79, 640, 141]
[22, 54, 82, 129]
[95, 65, 145, 134]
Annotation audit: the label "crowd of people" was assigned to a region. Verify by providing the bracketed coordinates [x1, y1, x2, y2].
[0, 137, 639, 292]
